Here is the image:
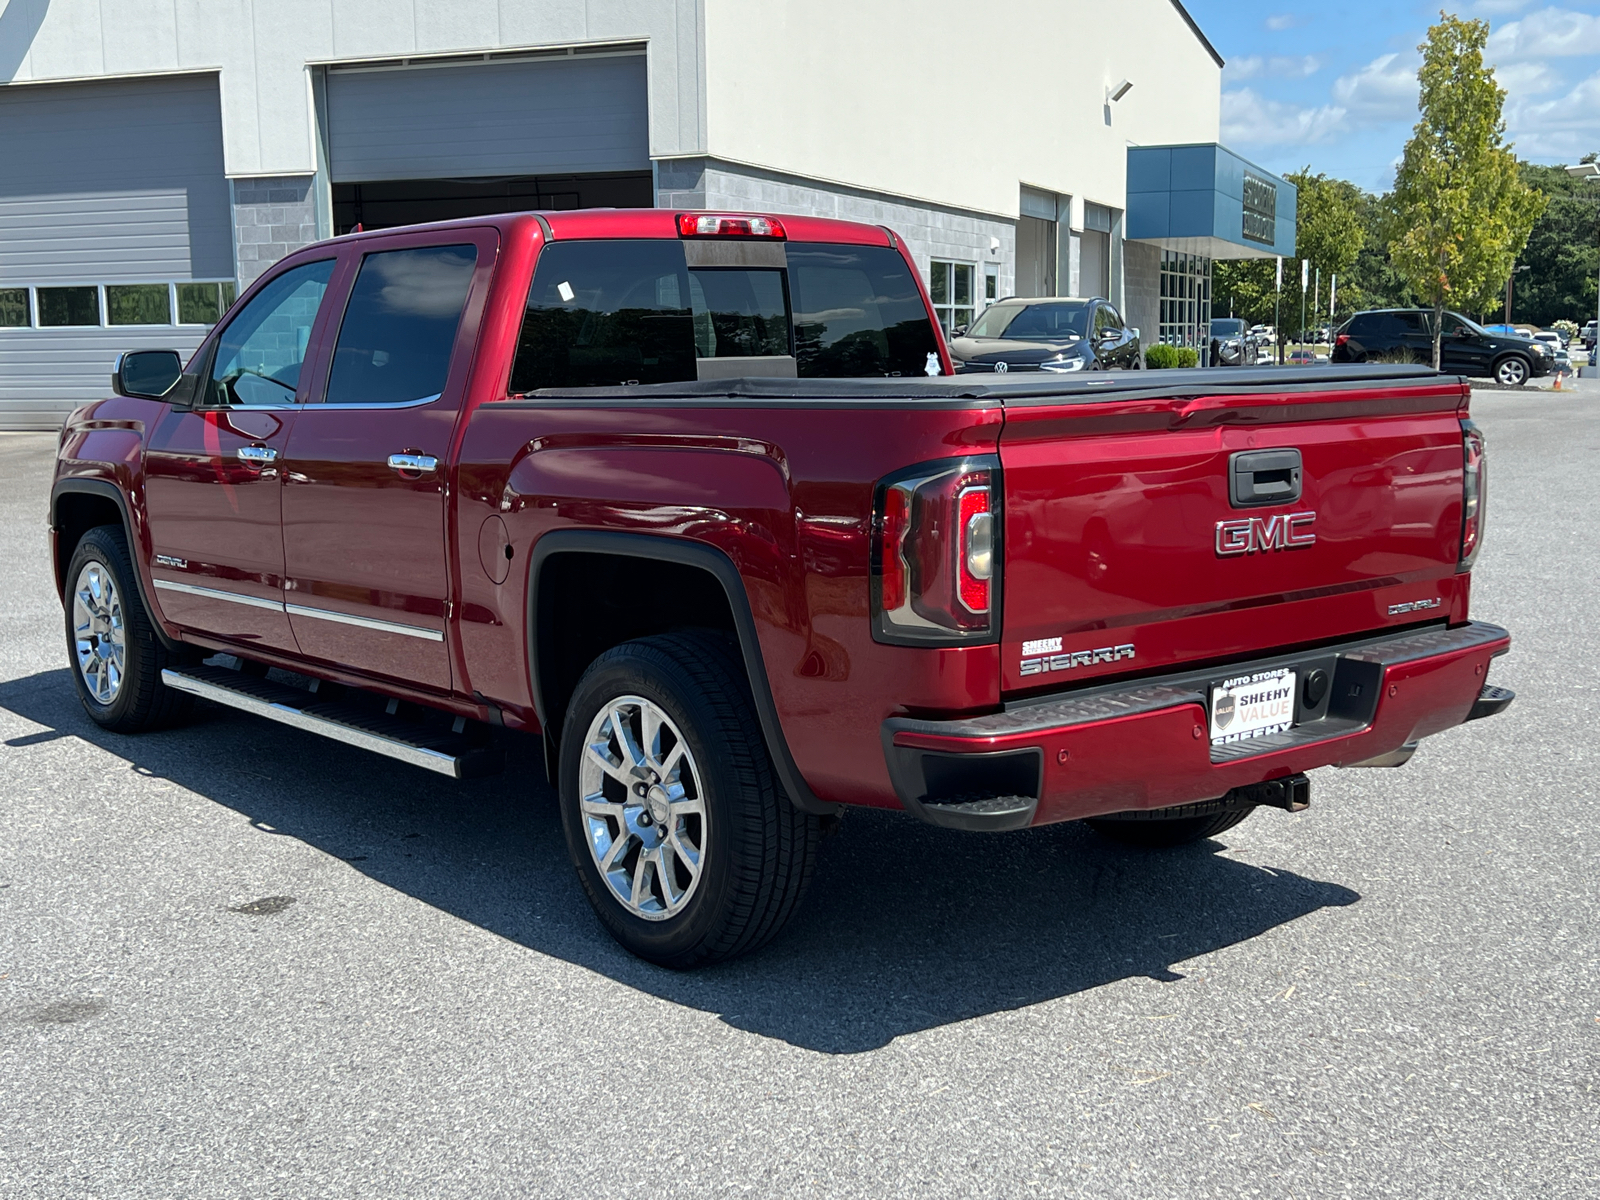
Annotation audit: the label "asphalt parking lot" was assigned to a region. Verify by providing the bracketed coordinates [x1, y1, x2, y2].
[2, 389, 1596, 1198]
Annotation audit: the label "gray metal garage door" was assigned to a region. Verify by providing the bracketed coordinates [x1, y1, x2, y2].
[325, 52, 649, 183]
[0, 73, 233, 430]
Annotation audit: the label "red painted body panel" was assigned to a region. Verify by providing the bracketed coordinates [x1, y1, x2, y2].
[49, 207, 1504, 823]
[998, 381, 1474, 695]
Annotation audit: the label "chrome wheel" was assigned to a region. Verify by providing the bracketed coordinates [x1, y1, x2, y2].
[72, 561, 126, 705]
[579, 695, 707, 921]
[1495, 356, 1528, 386]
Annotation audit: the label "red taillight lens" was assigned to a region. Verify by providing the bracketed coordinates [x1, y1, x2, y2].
[1460, 419, 1486, 568]
[880, 486, 909, 611]
[1335, 333, 1350, 348]
[873, 457, 1000, 644]
[676, 213, 787, 239]
[957, 485, 991, 614]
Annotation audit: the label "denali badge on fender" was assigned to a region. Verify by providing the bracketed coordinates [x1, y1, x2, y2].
[1021, 643, 1135, 676]
[1215, 511, 1316, 557]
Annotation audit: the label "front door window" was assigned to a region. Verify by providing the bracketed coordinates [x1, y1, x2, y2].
[206, 259, 335, 407]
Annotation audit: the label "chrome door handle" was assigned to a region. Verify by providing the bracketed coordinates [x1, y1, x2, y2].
[237, 445, 278, 466]
[387, 453, 438, 474]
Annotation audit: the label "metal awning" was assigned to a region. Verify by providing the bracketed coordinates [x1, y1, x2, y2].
[1125, 144, 1296, 260]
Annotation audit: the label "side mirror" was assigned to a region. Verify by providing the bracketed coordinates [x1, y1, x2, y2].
[112, 350, 183, 400]
[951, 324, 969, 338]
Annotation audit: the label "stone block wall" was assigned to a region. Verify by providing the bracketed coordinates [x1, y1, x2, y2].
[658, 157, 1015, 303]
[230, 175, 321, 288]
[1123, 240, 1161, 356]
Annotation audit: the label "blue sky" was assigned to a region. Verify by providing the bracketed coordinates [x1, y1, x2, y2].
[1181, 0, 1600, 192]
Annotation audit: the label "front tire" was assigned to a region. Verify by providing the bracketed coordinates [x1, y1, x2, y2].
[1493, 354, 1530, 387]
[64, 525, 193, 732]
[1086, 799, 1253, 848]
[557, 632, 823, 968]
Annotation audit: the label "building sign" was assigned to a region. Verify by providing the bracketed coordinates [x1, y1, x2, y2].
[1242, 172, 1277, 245]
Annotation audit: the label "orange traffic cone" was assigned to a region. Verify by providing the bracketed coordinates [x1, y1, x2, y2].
[1554, 373, 1563, 391]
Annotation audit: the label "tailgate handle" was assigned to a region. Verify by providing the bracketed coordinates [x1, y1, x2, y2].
[1230, 449, 1302, 508]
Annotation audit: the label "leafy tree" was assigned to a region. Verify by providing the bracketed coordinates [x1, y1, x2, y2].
[1502, 162, 1600, 328]
[1387, 13, 1545, 366]
[1213, 169, 1368, 338]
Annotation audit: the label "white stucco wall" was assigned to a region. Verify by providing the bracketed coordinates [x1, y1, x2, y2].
[0, 0, 707, 175]
[702, 0, 1221, 222]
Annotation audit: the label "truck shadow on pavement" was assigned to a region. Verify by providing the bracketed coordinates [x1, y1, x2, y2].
[0, 669, 1360, 1055]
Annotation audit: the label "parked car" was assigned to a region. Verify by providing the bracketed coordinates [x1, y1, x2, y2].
[949, 297, 1141, 372]
[1332, 308, 1550, 386]
[1285, 348, 1321, 365]
[1532, 331, 1566, 353]
[1209, 317, 1250, 366]
[1581, 320, 1598, 358]
[50, 209, 1514, 968]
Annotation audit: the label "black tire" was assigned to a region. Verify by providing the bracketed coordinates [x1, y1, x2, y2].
[557, 631, 823, 968]
[63, 525, 194, 733]
[1085, 799, 1253, 848]
[1492, 354, 1530, 387]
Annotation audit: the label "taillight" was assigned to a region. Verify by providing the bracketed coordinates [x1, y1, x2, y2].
[1459, 419, 1486, 569]
[1335, 333, 1350, 348]
[872, 456, 1001, 645]
[676, 213, 787, 239]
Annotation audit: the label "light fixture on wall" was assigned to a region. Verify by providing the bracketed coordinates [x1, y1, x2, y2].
[1107, 79, 1133, 103]
[990, 236, 1001, 256]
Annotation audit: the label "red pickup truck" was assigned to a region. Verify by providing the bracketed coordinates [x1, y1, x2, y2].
[50, 209, 1513, 967]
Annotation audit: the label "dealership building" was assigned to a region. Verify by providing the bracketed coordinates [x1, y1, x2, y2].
[0, 0, 1294, 428]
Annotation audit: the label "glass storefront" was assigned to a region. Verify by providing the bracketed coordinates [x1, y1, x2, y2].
[1158, 250, 1211, 351]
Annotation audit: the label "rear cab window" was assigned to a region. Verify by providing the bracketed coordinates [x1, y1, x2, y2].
[509, 239, 939, 392]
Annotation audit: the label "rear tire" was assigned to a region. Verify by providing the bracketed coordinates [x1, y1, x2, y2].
[557, 631, 823, 968]
[64, 525, 194, 733]
[1086, 800, 1253, 848]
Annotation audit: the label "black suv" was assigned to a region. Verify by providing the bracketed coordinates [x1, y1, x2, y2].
[949, 297, 1142, 373]
[1332, 308, 1549, 386]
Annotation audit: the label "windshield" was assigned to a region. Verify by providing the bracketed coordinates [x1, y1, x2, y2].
[1210, 319, 1245, 336]
[967, 301, 1090, 340]
[1443, 312, 1494, 337]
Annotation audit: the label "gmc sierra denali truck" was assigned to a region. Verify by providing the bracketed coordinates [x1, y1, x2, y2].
[50, 209, 1513, 967]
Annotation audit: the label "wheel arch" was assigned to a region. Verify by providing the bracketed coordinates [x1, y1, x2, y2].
[51, 478, 183, 653]
[527, 530, 838, 816]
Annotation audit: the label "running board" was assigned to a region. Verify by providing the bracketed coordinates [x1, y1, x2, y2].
[161, 665, 503, 780]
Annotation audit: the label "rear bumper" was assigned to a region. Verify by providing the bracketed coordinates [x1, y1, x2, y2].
[882, 621, 1512, 831]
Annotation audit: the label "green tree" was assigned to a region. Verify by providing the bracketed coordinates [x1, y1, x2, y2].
[1387, 13, 1545, 366]
[1502, 162, 1600, 328]
[1213, 168, 1368, 337]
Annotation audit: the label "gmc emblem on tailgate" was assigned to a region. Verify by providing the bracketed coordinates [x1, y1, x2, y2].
[1215, 511, 1317, 556]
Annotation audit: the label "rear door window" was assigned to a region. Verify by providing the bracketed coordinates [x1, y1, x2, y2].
[324, 244, 478, 405]
[511, 239, 940, 390]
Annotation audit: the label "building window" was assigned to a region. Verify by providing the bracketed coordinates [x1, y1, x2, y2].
[177, 281, 238, 325]
[929, 260, 974, 333]
[37, 287, 101, 327]
[0, 288, 28, 327]
[107, 284, 172, 326]
[1158, 251, 1212, 350]
[983, 261, 999, 308]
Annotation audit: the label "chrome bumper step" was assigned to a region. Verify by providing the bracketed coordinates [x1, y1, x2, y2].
[161, 664, 503, 780]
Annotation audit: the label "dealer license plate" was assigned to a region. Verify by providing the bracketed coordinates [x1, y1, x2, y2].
[1209, 668, 1296, 745]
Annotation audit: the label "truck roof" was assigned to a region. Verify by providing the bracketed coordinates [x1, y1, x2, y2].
[317, 208, 897, 250]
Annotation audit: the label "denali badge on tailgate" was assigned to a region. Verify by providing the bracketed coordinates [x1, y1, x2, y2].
[1215, 511, 1317, 556]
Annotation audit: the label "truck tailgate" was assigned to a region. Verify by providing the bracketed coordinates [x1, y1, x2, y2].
[998, 373, 1471, 696]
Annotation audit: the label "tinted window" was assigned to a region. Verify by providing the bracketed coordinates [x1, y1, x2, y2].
[325, 245, 477, 405]
[207, 259, 335, 406]
[787, 244, 939, 377]
[1347, 314, 1380, 336]
[977, 301, 1090, 340]
[1210, 318, 1245, 336]
[511, 240, 695, 392]
[691, 269, 789, 359]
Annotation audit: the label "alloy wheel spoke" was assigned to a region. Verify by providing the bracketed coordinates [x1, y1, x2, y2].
[600, 828, 634, 873]
[585, 741, 632, 786]
[667, 828, 702, 879]
[580, 792, 627, 819]
[630, 851, 654, 908]
[611, 705, 646, 771]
